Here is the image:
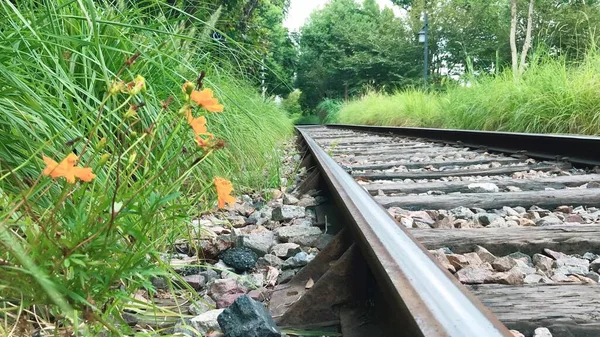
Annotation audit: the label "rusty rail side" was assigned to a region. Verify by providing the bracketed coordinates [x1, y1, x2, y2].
[296, 126, 513, 337]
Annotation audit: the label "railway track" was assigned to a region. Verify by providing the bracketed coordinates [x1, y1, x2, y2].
[267, 125, 600, 337]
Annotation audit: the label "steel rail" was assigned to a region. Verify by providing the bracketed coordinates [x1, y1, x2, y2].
[327, 124, 600, 167]
[296, 126, 513, 337]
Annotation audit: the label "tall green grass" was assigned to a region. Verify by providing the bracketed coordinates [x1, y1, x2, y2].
[0, 0, 291, 334]
[336, 52, 600, 135]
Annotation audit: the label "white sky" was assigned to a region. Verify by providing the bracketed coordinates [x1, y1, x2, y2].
[284, 0, 402, 31]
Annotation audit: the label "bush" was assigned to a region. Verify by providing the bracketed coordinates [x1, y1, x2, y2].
[281, 89, 303, 117]
[337, 90, 444, 127]
[317, 99, 344, 123]
[293, 114, 321, 125]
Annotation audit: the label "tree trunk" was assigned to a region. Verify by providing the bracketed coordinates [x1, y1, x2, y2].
[518, 0, 535, 74]
[510, 0, 518, 77]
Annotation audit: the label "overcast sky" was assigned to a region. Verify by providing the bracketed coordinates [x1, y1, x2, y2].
[284, 0, 402, 31]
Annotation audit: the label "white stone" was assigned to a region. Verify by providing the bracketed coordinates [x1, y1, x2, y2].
[533, 327, 553, 337]
[467, 182, 499, 193]
[190, 309, 225, 335]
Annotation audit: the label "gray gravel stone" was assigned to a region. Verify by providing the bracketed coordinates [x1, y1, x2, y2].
[217, 295, 281, 337]
[431, 213, 454, 229]
[257, 254, 284, 268]
[275, 225, 322, 246]
[476, 213, 505, 227]
[590, 258, 600, 272]
[474, 246, 496, 264]
[508, 252, 533, 266]
[182, 274, 207, 290]
[283, 194, 299, 205]
[447, 254, 469, 270]
[536, 216, 563, 226]
[247, 207, 273, 226]
[533, 254, 554, 272]
[513, 206, 527, 213]
[450, 206, 475, 220]
[297, 195, 318, 207]
[201, 269, 220, 285]
[502, 206, 520, 217]
[523, 274, 544, 284]
[585, 272, 600, 282]
[553, 257, 590, 275]
[270, 243, 301, 258]
[488, 269, 523, 285]
[189, 309, 225, 336]
[439, 247, 454, 254]
[282, 252, 311, 269]
[511, 260, 536, 276]
[544, 248, 568, 260]
[455, 264, 493, 284]
[242, 231, 275, 257]
[272, 205, 306, 221]
[430, 249, 456, 272]
[492, 256, 517, 272]
[289, 217, 314, 227]
[189, 295, 216, 315]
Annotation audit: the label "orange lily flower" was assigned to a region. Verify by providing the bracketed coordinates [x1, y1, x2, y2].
[213, 177, 236, 208]
[42, 153, 96, 183]
[186, 110, 208, 136]
[190, 88, 224, 113]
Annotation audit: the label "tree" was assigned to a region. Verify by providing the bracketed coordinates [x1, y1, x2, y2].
[510, 0, 535, 76]
[296, 0, 421, 109]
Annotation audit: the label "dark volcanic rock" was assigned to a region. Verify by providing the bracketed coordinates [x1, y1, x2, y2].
[221, 247, 258, 272]
[217, 295, 281, 337]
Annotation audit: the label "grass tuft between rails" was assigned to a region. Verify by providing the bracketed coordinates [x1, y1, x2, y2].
[0, 0, 291, 335]
[335, 52, 600, 135]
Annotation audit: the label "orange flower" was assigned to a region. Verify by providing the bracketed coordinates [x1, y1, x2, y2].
[190, 88, 224, 113]
[186, 110, 208, 136]
[42, 153, 96, 183]
[214, 177, 236, 208]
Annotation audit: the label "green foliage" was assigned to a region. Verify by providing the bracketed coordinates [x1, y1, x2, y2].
[296, 0, 421, 109]
[182, 0, 297, 96]
[336, 90, 444, 127]
[317, 99, 345, 124]
[321, 0, 600, 92]
[0, 0, 291, 334]
[336, 52, 600, 135]
[281, 89, 303, 116]
[292, 114, 321, 125]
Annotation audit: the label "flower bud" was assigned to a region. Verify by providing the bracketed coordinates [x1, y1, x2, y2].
[128, 75, 146, 96]
[182, 81, 195, 96]
[99, 153, 110, 166]
[124, 104, 137, 119]
[96, 137, 107, 151]
[108, 81, 125, 95]
[128, 152, 137, 166]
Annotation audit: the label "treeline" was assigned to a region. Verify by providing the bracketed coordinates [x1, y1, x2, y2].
[293, 0, 600, 112]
